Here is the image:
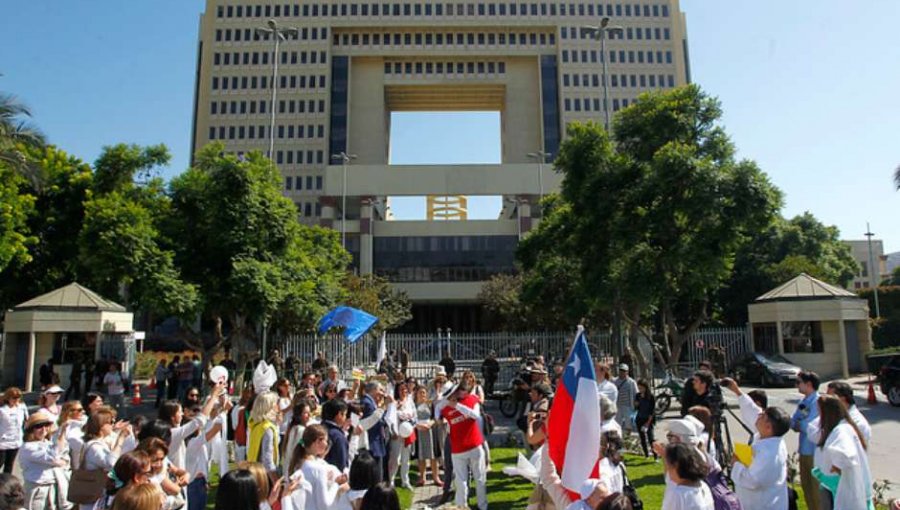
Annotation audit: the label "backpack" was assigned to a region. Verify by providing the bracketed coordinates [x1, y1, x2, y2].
[704, 468, 743, 510]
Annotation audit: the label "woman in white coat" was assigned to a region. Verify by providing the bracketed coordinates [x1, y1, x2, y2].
[813, 394, 872, 510]
[18, 412, 70, 510]
[79, 407, 133, 510]
[0, 387, 29, 474]
[289, 424, 350, 510]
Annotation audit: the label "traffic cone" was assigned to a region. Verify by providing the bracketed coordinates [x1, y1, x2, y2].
[131, 384, 142, 405]
[867, 376, 877, 405]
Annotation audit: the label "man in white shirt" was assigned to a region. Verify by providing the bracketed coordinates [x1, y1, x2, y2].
[103, 362, 126, 418]
[724, 378, 790, 510]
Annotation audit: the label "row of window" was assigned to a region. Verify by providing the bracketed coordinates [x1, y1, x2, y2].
[211, 74, 327, 91]
[332, 30, 555, 47]
[294, 201, 323, 219]
[285, 175, 325, 191]
[216, 2, 671, 20]
[214, 27, 327, 43]
[559, 48, 673, 66]
[213, 50, 328, 67]
[560, 25, 670, 41]
[208, 124, 328, 144]
[384, 60, 507, 76]
[375, 266, 513, 283]
[563, 95, 645, 112]
[563, 72, 674, 88]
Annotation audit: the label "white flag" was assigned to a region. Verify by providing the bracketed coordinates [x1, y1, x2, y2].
[375, 331, 387, 368]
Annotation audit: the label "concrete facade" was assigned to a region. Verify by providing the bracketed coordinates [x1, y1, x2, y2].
[192, 0, 690, 329]
[844, 239, 889, 291]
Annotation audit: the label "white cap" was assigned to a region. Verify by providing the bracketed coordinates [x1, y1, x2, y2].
[43, 385, 64, 395]
[668, 415, 705, 445]
[618, 363, 629, 372]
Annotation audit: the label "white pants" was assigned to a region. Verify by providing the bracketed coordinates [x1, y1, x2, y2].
[24, 482, 58, 510]
[452, 446, 487, 510]
[388, 437, 411, 486]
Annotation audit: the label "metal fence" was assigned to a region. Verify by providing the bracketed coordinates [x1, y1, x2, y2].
[276, 326, 751, 385]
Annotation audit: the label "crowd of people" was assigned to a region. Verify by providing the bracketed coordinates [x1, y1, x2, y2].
[0, 348, 888, 510]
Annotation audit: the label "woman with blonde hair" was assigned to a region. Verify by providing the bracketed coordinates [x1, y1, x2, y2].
[18, 412, 70, 510]
[79, 406, 133, 510]
[0, 387, 29, 474]
[109, 483, 165, 510]
[247, 392, 280, 474]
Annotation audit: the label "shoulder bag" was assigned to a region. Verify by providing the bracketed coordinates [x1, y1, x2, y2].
[67, 440, 109, 505]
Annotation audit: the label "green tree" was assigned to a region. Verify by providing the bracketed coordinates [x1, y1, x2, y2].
[0, 146, 92, 309]
[78, 144, 198, 319]
[716, 213, 859, 324]
[522, 85, 782, 366]
[167, 144, 350, 364]
[343, 273, 412, 334]
[0, 167, 34, 272]
[0, 93, 46, 189]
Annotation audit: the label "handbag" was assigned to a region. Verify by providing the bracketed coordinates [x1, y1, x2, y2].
[67, 441, 109, 505]
[619, 464, 644, 510]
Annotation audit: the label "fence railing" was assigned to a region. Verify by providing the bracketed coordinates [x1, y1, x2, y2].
[276, 326, 750, 387]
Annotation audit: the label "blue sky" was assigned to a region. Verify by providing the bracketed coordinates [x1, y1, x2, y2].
[1, 1, 898, 251]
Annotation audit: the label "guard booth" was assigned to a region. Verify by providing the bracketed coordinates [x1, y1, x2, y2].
[1, 283, 135, 391]
[748, 273, 872, 378]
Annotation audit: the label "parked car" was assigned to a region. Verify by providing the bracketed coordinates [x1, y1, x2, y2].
[730, 352, 802, 387]
[876, 354, 900, 407]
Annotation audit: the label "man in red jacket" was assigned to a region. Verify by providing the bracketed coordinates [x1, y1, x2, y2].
[441, 380, 488, 509]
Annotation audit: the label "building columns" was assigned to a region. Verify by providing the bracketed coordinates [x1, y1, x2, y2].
[25, 331, 36, 392]
[837, 319, 849, 379]
[359, 197, 374, 275]
[775, 321, 784, 355]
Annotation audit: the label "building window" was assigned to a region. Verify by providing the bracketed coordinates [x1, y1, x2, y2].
[782, 321, 824, 353]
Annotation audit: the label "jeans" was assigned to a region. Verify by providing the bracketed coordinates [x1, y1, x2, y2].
[155, 381, 166, 408]
[452, 446, 487, 510]
[187, 477, 207, 510]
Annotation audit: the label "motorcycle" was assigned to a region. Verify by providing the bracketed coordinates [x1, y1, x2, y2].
[653, 370, 685, 416]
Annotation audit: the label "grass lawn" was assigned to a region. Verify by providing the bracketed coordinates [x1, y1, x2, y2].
[202, 449, 828, 509]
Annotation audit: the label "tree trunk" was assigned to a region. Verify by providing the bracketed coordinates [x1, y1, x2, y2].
[664, 300, 707, 370]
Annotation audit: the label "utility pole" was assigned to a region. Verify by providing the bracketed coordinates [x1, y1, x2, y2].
[331, 152, 357, 249]
[256, 19, 298, 158]
[865, 223, 881, 318]
[583, 18, 624, 131]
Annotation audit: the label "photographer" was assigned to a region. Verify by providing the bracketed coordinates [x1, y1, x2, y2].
[681, 369, 723, 419]
[518, 383, 552, 440]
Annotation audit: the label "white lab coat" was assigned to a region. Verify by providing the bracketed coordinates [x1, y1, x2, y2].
[662, 483, 714, 510]
[805, 406, 871, 445]
[815, 421, 872, 510]
[730, 436, 788, 510]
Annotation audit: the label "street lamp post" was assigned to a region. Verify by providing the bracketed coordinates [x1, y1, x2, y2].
[583, 18, 624, 131]
[331, 152, 357, 249]
[256, 19, 298, 158]
[865, 222, 881, 318]
[526, 150, 551, 202]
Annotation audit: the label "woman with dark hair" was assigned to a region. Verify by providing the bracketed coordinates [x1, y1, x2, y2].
[0, 387, 29, 474]
[634, 379, 657, 459]
[136, 437, 184, 507]
[359, 482, 401, 510]
[387, 382, 415, 489]
[0, 472, 26, 510]
[158, 381, 224, 474]
[80, 394, 104, 418]
[104, 450, 152, 506]
[813, 394, 872, 510]
[333, 451, 379, 510]
[661, 442, 713, 510]
[215, 469, 259, 510]
[290, 425, 349, 510]
[182, 387, 201, 409]
[282, 400, 311, 474]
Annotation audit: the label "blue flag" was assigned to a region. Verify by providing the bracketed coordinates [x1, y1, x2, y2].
[317, 306, 379, 344]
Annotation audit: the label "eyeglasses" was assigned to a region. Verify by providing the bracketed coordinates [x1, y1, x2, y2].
[188, 393, 199, 397]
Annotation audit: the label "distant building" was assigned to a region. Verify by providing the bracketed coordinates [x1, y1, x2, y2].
[844, 240, 889, 290]
[886, 251, 900, 276]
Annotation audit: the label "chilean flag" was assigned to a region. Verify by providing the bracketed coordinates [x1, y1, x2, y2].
[546, 328, 601, 494]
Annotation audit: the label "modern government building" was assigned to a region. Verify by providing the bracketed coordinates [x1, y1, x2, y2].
[190, 0, 690, 331]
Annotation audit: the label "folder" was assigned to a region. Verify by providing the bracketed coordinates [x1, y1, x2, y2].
[734, 442, 753, 466]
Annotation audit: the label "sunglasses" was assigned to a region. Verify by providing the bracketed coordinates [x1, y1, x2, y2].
[188, 393, 199, 397]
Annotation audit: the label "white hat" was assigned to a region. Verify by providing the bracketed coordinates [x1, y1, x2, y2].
[209, 366, 229, 385]
[253, 361, 277, 394]
[434, 366, 447, 377]
[398, 421, 414, 439]
[578, 478, 602, 499]
[618, 363, 629, 371]
[43, 385, 64, 395]
[668, 415, 705, 445]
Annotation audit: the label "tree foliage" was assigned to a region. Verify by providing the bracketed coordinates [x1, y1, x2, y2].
[343, 273, 412, 334]
[167, 144, 350, 359]
[519, 85, 783, 365]
[0, 167, 34, 272]
[0, 93, 46, 190]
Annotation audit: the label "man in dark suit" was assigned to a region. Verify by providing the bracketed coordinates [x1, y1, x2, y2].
[359, 381, 391, 481]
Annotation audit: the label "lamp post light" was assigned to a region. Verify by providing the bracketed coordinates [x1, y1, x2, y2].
[865, 222, 881, 318]
[256, 19, 298, 158]
[526, 150, 551, 203]
[583, 17, 624, 131]
[331, 152, 357, 249]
